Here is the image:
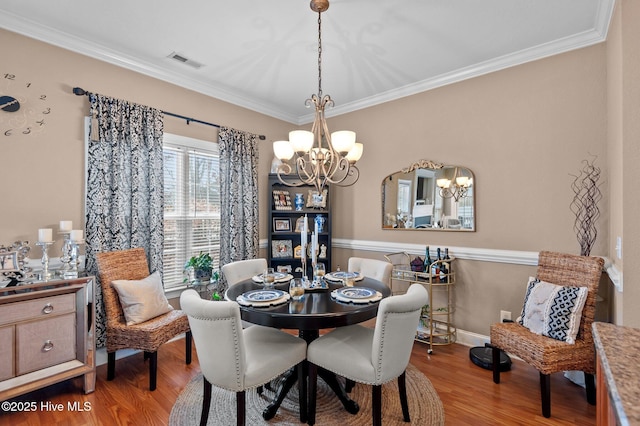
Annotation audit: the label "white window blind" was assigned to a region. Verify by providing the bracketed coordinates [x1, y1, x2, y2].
[163, 134, 220, 289]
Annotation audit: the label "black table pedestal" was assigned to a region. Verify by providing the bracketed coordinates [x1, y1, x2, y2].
[261, 329, 359, 420]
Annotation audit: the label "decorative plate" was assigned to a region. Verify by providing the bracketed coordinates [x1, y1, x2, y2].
[336, 287, 377, 299]
[324, 271, 363, 282]
[252, 272, 293, 283]
[242, 289, 287, 302]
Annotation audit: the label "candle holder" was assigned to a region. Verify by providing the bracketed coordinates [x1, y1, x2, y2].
[59, 231, 71, 274]
[63, 239, 84, 279]
[35, 240, 54, 280]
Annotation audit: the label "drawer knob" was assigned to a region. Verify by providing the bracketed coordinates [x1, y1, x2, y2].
[42, 340, 54, 352]
[42, 303, 54, 314]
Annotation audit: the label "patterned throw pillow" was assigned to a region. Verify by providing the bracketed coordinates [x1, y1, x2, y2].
[517, 277, 588, 344]
[111, 271, 173, 325]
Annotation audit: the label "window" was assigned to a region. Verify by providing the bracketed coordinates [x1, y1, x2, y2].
[397, 179, 412, 215]
[163, 134, 220, 289]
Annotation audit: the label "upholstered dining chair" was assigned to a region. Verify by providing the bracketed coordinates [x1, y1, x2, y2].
[490, 251, 604, 418]
[95, 247, 192, 391]
[307, 283, 428, 426]
[180, 289, 307, 426]
[222, 258, 268, 286]
[348, 257, 393, 288]
[221, 258, 268, 329]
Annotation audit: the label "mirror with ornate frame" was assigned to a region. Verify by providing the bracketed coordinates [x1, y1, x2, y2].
[382, 160, 475, 231]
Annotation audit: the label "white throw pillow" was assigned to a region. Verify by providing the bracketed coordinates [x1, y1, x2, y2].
[111, 271, 173, 325]
[517, 276, 588, 344]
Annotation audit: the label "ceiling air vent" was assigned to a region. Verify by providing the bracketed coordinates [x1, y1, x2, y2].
[167, 52, 203, 69]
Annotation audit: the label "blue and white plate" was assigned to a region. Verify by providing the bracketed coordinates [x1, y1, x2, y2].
[252, 272, 293, 283]
[324, 271, 364, 283]
[242, 289, 287, 302]
[336, 286, 376, 299]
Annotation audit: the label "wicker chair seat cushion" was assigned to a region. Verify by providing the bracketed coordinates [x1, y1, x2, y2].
[111, 271, 173, 325]
[517, 277, 588, 344]
[490, 322, 596, 375]
[106, 309, 190, 353]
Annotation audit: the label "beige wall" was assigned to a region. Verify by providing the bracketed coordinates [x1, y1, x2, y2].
[326, 42, 613, 335]
[0, 28, 290, 256]
[3, 6, 638, 336]
[611, 0, 640, 328]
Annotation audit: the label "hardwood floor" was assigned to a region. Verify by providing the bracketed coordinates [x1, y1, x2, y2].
[1, 337, 596, 425]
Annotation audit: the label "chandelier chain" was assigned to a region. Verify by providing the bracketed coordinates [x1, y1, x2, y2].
[317, 11, 323, 97]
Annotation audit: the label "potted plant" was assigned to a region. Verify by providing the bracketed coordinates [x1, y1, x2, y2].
[184, 252, 215, 282]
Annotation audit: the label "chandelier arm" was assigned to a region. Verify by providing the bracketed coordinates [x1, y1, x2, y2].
[276, 161, 309, 187]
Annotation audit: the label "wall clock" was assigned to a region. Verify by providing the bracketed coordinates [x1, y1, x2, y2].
[1, 72, 51, 137]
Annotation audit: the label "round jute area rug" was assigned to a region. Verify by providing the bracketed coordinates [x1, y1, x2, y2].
[169, 364, 445, 425]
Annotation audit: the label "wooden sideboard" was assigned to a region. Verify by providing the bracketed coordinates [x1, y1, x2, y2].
[0, 277, 96, 401]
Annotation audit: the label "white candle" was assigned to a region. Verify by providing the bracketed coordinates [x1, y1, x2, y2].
[70, 229, 84, 242]
[59, 220, 72, 232]
[38, 228, 53, 243]
[301, 215, 307, 257]
[312, 221, 318, 265]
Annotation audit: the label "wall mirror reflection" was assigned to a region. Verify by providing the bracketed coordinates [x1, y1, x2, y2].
[382, 160, 475, 231]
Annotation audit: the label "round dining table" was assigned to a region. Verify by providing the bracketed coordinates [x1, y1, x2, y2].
[225, 276, 391, 421]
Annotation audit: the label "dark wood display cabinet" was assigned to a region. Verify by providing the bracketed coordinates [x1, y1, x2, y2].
[267, 174, 332, 275]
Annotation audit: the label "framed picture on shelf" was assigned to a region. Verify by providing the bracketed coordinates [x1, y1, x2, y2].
[273, 189, 293, 211]
[306, 189, 328, 208]
[273, 218, 291, 232]
[293, 245, 303, 258]
[272, 240, 293, 258]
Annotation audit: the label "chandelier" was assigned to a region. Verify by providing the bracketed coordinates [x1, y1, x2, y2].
[436, 167, 472, 202]
[273, 0, 363, 194]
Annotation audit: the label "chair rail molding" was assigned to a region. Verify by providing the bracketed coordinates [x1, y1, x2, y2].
[333, 238, 539, 266]
[260, 237, 620, 291]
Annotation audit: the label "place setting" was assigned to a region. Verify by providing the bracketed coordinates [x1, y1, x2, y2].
[323, 270, 364, 286]
[236, 288, 291, 307]
[331, 286, 383, 304]
[251, 267, 293, 286]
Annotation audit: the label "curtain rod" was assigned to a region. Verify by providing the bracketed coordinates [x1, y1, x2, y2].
[72, 87, 266, 140]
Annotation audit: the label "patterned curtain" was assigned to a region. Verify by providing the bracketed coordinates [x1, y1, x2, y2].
[218, 126, 260, 290]
[84, 93, 164, 348]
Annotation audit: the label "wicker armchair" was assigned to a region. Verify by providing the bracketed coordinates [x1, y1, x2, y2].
[96, 247, 192, 391]
[490, 251, 604, 418]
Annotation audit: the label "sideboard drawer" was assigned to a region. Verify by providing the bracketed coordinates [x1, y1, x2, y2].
[0, 293, 75, 326]
[0, 326, 14, 381]
[15, 313, 76, 375]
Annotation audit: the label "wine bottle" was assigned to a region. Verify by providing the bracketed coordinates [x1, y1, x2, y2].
[430, 248, 439, 282]
[424, 246, 432, 278]
[442, 248, 451, 282]
[440, 254, 448, 283]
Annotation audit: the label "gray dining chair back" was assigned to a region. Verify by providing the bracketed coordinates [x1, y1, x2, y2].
[180, 289, 307, 426]
[222, 258, 268, 286]
[348, 257, 393, 288]
[307, 283, 428, 426]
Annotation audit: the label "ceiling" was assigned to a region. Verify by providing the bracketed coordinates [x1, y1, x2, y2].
[0, 0, 615, 125]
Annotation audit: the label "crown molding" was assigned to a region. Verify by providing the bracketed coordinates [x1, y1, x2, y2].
[2, 0, 615, 126]
[0, 12, 299, 124]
